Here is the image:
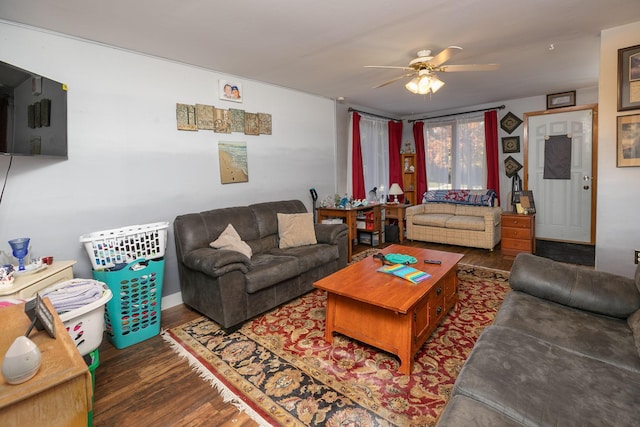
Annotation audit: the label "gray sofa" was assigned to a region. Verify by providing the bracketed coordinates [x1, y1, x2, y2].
[174, 200, 348, 332]
[437, 253, 640, 426]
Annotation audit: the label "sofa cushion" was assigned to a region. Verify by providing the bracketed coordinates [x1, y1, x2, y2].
[210, 224, 253, 258]
[495, 291, 640, 372]
[453, 326, 640, 427]
[270, 243, 338, 272]
[412, 213, 453, 227]
[245, 254, 300, 293]
[277, 212, 318, 248]
[436, 395, 524, 427]
[421, 203, 457, 215]
[445, 215, 485, 231]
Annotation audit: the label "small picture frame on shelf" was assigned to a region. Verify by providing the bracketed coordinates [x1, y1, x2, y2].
[547, 91, 576, 109]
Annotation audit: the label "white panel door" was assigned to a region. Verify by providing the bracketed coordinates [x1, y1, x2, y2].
[525, 107, 594, 243]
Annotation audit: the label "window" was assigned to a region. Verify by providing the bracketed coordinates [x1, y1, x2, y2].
[359, 116, 389, 197]
[423, 114, 486, 189]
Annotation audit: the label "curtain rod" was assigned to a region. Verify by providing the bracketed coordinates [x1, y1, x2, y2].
[348, 107, 400, 122]
[408, 105, 505, 123]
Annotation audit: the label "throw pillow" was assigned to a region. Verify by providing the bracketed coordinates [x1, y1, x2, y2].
[277, 212, 317, 249]
[210, 224, 252, 258]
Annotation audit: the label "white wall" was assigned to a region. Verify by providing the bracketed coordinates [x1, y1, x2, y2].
[0, 21, 338, 303]
[597, 21, 640, 278]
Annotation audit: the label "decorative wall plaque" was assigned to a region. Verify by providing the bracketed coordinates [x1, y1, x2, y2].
[502, 136, 520, 153]
[500, 112, 522, 134]
[504, 155, 523, 177]
[244, 112, 259, 135]
[176, 103, 197, 131]
[214, 108, 231, 133]
[196, 104, 215, 130]
[230, 108, 245, 133]
[258, 113, 272, 135]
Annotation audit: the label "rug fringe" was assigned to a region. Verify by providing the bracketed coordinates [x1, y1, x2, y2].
[162, 331, 274, 427]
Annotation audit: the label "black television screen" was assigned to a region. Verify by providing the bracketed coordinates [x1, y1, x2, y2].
[0, 60, 67, 158]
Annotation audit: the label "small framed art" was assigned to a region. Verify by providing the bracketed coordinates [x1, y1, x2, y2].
[547, 91, 576, 109]
[618, 44, 640, 111]
[617, 113, 640, 167]
[500, 112, 522, 134]
[219, 79, 243, 103]
[502, 136, 520, 153]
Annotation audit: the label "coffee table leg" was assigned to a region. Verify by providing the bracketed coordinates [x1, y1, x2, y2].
[324, 293, 336, 343]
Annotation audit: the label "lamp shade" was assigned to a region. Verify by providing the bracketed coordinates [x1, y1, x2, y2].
[388, 183, 403, 203]
[388, 183, 404, 195]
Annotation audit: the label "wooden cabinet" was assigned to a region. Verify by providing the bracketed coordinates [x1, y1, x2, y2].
[0, 299, 92, 426]
[0, 260, 75, 299]
[411, 267, 458, 357]
[401, 153, 417, 205]
[383, 203, 408, 243]
[501, 213, 536, 257]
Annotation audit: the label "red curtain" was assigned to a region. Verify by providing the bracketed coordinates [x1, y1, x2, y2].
[388, 120, 403, 193]
[351, 112, 366, 199]
[484, 110, 500, 204]
[413, 121, 427, 204]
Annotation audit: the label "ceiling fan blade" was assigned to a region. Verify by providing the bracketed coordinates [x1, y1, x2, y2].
[439, 63, 500, 72]
[373, 73, 414, 88]
[427, 46, 463, 67]
[364, 65, 414, 70]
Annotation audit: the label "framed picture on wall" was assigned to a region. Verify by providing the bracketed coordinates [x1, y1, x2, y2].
[618, 44, 640, 111]
[219, 79, 243, 103]
[617, 113, 640, 167]
[546, 91, 576, 109]
[502, 136, 520, 153]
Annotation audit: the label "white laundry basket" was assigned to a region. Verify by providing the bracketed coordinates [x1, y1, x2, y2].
[42, 279, 112, 356]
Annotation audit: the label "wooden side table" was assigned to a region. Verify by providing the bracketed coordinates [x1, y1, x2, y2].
[316, 205, 382, 262]
[501, 213, 536, 257]
[383, 203, 408, 243]
[0, 299, 93, 426]
[0, 260, 76, 299]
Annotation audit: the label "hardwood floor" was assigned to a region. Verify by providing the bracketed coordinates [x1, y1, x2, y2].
[92, 241, 514, 426]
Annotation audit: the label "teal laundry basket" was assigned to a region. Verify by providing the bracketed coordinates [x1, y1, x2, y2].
[93, 258, 164, 349]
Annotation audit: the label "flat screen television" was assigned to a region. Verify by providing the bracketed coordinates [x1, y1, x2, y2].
[0, 60, 67, 158]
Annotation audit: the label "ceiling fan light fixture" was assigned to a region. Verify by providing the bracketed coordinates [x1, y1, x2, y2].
[405, 74, 444, 95]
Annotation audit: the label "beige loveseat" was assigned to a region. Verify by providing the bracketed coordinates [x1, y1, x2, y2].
[405, 190, 502, 250]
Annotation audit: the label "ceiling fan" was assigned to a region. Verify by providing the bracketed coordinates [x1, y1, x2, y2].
[365, 46, 499, 94]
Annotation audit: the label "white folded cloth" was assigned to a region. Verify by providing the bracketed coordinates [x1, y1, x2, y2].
[40, 279, 104, 314]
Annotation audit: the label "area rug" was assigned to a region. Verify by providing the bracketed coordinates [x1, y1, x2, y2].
[163, 266, 510, 426]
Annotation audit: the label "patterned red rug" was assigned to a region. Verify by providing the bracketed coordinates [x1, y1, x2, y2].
[163, 265, 510, 426]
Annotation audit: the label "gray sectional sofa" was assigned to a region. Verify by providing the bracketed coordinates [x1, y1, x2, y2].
[437, 253, 640, 426]
[174, 200, 348, 332]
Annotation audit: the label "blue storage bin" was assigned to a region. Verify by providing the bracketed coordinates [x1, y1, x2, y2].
[93, 258, 164, 349]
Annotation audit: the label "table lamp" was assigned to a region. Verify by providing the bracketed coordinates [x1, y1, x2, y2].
[388, 183, 404, 204]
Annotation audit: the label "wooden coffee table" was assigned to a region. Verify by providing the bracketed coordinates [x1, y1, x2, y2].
[314, 244, 463, 375]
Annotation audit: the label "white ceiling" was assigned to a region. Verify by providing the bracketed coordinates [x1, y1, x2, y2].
[2, 0, 640, 118]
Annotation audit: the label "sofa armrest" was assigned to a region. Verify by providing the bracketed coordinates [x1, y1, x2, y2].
[183, 247, 250, 278]
[314, 223, 348, 245]
[405, 204, 425, 218]
[510, 253, 640, 318]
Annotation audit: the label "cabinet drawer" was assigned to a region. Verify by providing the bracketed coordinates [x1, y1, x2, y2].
[501, 215, 533, 229]
[502, 237, 533, 252]
[429, 288, 446, 325]
[502, 226, 532, 239]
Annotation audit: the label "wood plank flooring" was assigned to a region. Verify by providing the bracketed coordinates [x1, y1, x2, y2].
[92, 241, 514, 426]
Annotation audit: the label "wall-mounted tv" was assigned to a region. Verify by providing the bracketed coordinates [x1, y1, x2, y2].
[0, 60, 67, 158]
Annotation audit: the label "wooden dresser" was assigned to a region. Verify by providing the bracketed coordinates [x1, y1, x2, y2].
[501, 213, 536, 257]
[0, 299, 92, 426]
